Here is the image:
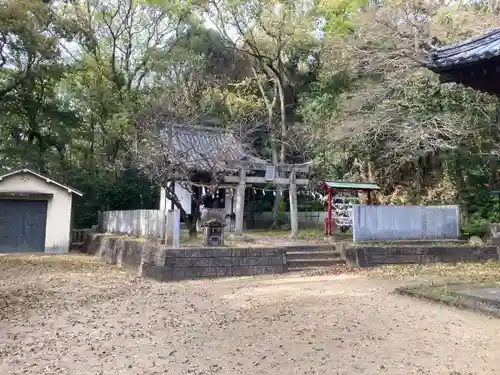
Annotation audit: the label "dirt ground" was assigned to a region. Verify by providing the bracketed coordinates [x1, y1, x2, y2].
[2, 255, 500, 374]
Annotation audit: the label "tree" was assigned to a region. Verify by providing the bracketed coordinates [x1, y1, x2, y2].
[303, 0, 500, 217]
[134, 91, 260, 238]
[4, 0, 500, 234]
[0, 0, 68, 98]
[203, 0, 320, 227]
[60, 0, 191, 168]
[0, 0, 82, 173]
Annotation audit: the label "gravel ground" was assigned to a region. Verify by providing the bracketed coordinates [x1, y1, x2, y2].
[1, 255, 500, 374]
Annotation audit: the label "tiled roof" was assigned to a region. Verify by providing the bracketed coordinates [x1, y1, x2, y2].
[165, 125, 266, 171]
[425, 29, 500, 71]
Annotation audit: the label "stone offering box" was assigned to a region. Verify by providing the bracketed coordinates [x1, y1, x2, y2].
[200, 208, 226, 247]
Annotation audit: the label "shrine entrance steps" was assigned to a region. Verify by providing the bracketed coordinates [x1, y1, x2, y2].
[285, 245, 345, 272]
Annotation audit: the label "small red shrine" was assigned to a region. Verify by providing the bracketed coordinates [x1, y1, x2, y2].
[321, 181, 381, 236]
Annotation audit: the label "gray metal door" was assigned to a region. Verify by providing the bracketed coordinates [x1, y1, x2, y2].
[0, 200, 48, 253]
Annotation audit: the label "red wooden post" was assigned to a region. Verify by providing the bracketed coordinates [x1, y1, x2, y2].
[326, 187, 333, 235]
[331, 189, 336, 235]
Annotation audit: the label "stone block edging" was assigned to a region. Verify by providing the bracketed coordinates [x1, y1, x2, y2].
[346, 245, 499, 267]
[83, 233, 288, 281]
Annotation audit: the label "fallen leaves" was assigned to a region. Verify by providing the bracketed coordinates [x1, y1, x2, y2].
[368, 260, 500, 285]
[0, 254, 133, 321]
[297, 264, 363, 277]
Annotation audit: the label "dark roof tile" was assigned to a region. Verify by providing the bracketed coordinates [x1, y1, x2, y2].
[425, 29, 500, 71]
[163, 125, 266, 171]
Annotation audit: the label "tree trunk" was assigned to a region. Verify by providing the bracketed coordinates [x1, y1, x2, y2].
[252, 66, 283, 229]
[187, 207, 200, 240]
[272, 74, 287, 228]
[271, 145, 282, 228]
[162, 183, 198, 239]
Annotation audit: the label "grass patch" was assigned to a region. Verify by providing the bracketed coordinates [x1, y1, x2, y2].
[349, 240, 469, 247]
[178, 228, 333, 247]
[101, 233, 149, 243]
[368, 261, 500, 284]
[247, 228, 326, 239]
[0, 253, 106, 275]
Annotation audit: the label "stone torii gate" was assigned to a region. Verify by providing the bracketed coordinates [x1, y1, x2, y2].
[223, 161, 312, 237]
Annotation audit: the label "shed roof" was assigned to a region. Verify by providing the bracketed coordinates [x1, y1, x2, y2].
[323, 181, 381, 190]
[425, 29, 500, 72]
[0, 169, 83, 196]
[165, 125, 266, 171]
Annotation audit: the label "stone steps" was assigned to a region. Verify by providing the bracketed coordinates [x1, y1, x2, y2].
[283, 245, 336, 252]
[286, 266, 345, 273]
[284, 245, 345, 271]
[286, 251, 342, 260]
[287, 258, 345, 269]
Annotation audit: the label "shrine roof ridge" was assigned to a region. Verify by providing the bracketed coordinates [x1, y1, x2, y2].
[425, 28, 500, 71]
[161, 124, 267, 171]
[323, 181, 380, 190]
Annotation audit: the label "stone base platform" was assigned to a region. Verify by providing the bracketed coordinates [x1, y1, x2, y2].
[397, 285, 500, 318]
[450, 288, 500, 314]
[83, 233, 288, 281]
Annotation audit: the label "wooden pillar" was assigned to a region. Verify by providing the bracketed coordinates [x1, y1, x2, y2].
[367, 190, 372, 205]
[234, 168, 246, 236]
[326, 187, 333, 236]
[331, 189, 336, 235]
[289, 170, 298, 237]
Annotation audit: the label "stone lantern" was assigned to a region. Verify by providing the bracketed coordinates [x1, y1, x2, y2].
[200, 207, 226, 247]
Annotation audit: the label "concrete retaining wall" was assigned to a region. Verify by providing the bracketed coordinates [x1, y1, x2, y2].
[343, 245, 499, 267]
[83, 233, 287, 281]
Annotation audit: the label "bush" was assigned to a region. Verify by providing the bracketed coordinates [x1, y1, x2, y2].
[461, 219, 489, 239]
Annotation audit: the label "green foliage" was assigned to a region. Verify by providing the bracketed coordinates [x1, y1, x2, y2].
[2, 0, 500, 232]
[0, 0, 183, 225]
[461, 220, 490, 240]
[467, 191, 499, 221]
[297, 71, 354, 124]
[69, 168, 159, 228]
[317, 0, 369, 34]
[298, 195, 325, 211]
